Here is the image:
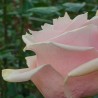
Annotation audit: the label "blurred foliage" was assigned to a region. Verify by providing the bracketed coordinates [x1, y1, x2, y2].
[0, 0, 98, 98]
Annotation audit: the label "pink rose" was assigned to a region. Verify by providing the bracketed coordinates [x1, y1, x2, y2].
[2, 12, 98, 98]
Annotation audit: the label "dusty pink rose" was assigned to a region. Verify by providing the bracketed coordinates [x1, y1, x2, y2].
[2, 12, 98, 98]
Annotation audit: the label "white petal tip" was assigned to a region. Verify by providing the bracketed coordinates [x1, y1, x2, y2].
[2, 69, 14, 82]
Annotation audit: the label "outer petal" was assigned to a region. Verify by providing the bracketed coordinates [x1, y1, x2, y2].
[2, 65, 67, 98]
[2, 65, 46, 82]
[24, 42, 98, 77]
[22, 13, 71, 44]
[22, 13, 88, 45]
[50, 24, 98, 49]
[31, 65, 66, 98]
[64, 58, 98, 98]
[65, 13, 88, 31]
[23, 24, 98, 50]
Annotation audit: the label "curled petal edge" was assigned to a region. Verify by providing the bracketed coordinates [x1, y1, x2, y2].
[23, 42, 94, 52]
[64, 58, 98, 98]
[2, 64, 50, 82]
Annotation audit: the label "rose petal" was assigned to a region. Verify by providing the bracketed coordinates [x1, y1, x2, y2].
[31, 64, 66, 98]
[65, 13, 88, 31]
[25, 55, 37, 68]
[24, 42, 98, 76]
[68, 58, 98, 77]
[41, 23, 53, 30]
[96, 10, 98, 16]
[2, 65, 47, 82]
[53, 12, 72, 31]
[22, 33, 35, 45]
[84, 16, 98, 26]
[24, 13, 71, 43]
[50, 24, 98, 49]
[64, 58, 98, 98]
[23, 24, 98, 50]
[22, 13, 88, 46]
[28, 29, 38, 35]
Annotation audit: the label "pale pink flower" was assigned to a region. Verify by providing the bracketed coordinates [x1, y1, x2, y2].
[2, 12, 98, 98]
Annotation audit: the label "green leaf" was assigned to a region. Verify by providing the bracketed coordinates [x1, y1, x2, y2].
[63, 2, 86, 12]
[94, 95, 98, 98]
[26, 95, 34, 98]
[6, 3, 16, 13]
[27, 6, 60, 14]
[7, 83, 17, 98]
[15, 95, 24, 98]
[0, 9, 3, 15]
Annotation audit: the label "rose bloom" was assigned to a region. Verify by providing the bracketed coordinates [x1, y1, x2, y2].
[2, 11, 98, 98]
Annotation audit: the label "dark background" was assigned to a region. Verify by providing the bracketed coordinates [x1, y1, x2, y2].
[0, 0, 98, 98]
